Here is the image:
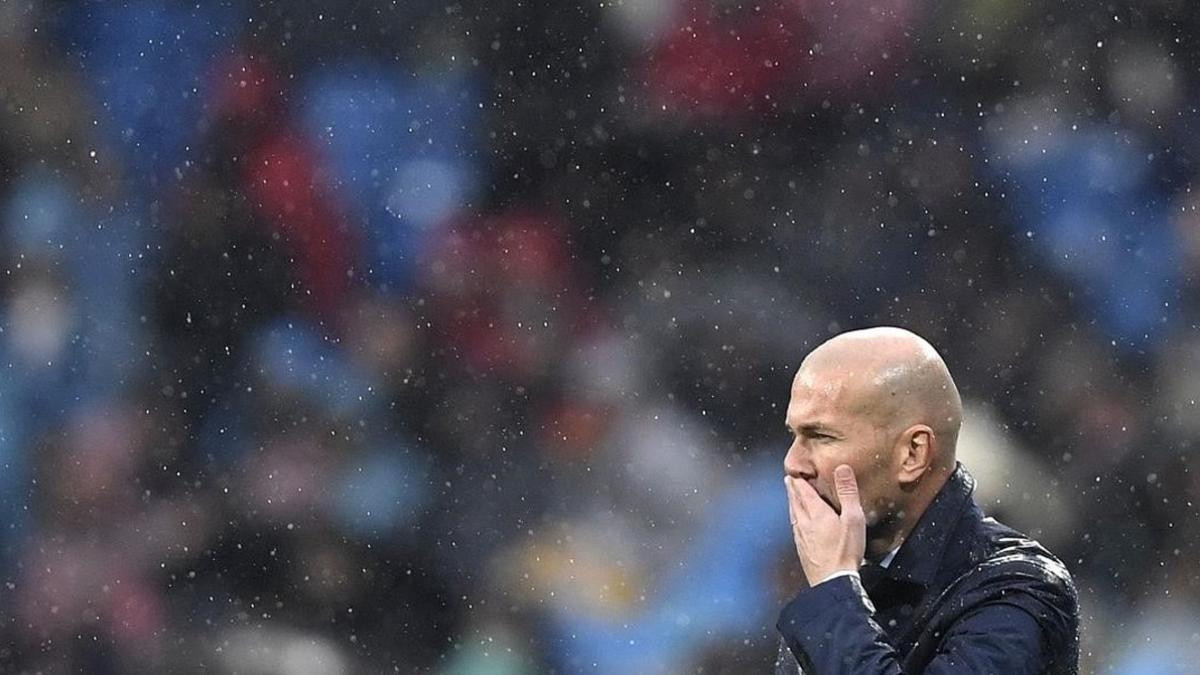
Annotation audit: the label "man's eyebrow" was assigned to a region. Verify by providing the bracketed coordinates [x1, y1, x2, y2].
[785, 422, 837, 434]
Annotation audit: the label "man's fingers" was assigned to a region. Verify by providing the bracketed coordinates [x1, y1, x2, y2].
[833, 464, 865, 522]
[786, 478, 799, 525]
[791, 475, 832, 515]
[785, 476, 808, 520]
[833, 464, 858, 497]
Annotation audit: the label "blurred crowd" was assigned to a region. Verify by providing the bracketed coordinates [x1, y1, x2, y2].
[1, 0, 1199, 673]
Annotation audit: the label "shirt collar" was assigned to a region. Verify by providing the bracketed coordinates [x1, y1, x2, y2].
[877, 546, 900, 569]
[881, 462, 976, 587]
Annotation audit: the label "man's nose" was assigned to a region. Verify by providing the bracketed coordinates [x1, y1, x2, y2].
[783, 439, 814, 479]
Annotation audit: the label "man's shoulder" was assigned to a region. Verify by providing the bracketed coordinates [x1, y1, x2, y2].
[954, 513, 1078, 615]
[973, 515, 1073, 579]
[917, 510, 1079, 669]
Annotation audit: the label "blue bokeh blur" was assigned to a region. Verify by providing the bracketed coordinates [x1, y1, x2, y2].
[0, 1, 1197, 673]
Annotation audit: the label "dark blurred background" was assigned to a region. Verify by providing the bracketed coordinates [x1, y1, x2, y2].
[1, 0, 1198, 672]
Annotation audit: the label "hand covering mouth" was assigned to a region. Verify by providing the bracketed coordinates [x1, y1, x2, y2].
[811, 482, 839, 513]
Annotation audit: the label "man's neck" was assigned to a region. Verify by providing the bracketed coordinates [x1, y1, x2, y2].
[867, 528, 908, 561]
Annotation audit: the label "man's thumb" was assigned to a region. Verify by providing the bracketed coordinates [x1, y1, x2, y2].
[834, 464, 860, 502]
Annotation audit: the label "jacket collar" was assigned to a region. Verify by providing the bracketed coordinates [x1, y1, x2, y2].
[881, 462, 976, 588]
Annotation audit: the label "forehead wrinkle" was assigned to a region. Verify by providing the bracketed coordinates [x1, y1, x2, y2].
[794, 362, 903, 433]
[793, 363, 857, 398]
[790, 375, 843, 416]
[788, 370, 858, 432]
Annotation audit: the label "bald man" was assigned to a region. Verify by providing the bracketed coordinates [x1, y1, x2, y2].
[775, 327, 1078, 674]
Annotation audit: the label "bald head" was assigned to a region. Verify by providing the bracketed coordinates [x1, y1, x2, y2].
[798, 327, 962, 465]
[783, 327, 963, 550]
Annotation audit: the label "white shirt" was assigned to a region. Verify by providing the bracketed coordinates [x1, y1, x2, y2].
[816, 545, 901, 586]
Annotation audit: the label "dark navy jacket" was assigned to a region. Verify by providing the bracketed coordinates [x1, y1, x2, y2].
[775, 464, 1078, 674]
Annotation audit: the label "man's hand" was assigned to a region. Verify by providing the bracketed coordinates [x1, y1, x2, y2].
[786, 464, 867, 585]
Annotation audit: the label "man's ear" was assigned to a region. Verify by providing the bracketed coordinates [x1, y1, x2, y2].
[897, 424, 934, 485]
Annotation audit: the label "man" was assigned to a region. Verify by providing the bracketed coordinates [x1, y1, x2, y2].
[775, 327, 1078, 674]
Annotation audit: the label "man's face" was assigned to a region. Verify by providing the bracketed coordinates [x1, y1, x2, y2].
[783, 365, 898, 527]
